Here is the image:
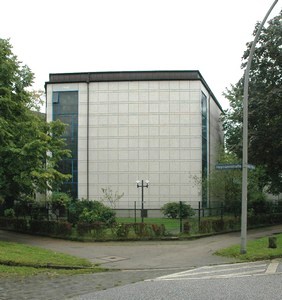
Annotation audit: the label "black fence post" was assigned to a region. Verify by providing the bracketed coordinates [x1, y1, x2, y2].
[198, 201, 201, 231]
[179, 201, 183, 233]
[134, 201, 137, 224]
[221, 202, 224, 222]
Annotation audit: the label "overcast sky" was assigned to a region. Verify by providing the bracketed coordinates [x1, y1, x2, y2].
[1, 0, 280, 109]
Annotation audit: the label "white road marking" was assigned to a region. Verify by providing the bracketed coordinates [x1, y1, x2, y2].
[265, 261, 279, 274]
[150, 261, 280, 281]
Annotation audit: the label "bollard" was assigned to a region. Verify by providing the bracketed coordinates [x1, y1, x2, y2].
[268, 236, 277, 249]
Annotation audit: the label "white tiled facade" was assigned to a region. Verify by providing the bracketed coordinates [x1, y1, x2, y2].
[46, 71, 223, 210]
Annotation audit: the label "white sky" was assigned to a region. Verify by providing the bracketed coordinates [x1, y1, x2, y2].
[1, 0, 281, 110]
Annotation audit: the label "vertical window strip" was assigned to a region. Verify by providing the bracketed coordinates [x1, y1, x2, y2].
[201, 92, 208, 207]
[52, 91, 78, 198]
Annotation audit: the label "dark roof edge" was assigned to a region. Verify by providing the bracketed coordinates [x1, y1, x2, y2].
[45, 70, 223, 111]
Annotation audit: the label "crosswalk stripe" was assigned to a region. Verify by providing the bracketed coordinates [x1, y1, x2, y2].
[154, 268, 266, 281]
[265, 261, 279, 274]
[154, 263, 267, 280]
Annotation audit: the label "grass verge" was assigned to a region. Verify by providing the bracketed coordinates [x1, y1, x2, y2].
[0, 241, 106, 277]
[215, 234, 282, 261]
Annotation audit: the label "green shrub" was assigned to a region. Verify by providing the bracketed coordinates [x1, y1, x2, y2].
[161, 202, 195, 219]
[49, 192, 71, 220]
[76, 221, 106, 237]
[29, 220, 72, 236]
[29, 220, 56, 234]
[211, 219, 224, 232]
[55, 221, 72, 236]
[114, 223, 131, 238]
[183, 221, 190, 233]
[199, 219, 212, 233]
[77, 222, 92, 236]
[224, 217, 239, 230]
[78, 201, 116, 225]
[4, 208, 15, 218]
[13, 196, 34, 218]
[134, 223, 152, 237]
[13, 218, 29, 231]
[68, 199, 116, 226]
[249, 198, 271, 215]
[151, 224, 166, 236]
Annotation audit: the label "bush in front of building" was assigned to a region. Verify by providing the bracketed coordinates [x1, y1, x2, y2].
[161, 202, 195, 219]
[77, 201, 116, 226]
[67, 198, 116, 226]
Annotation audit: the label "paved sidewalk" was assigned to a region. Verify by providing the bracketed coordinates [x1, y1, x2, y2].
[1, 225, 282, 299]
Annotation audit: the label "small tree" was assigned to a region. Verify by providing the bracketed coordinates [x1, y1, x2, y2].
[161, 202, 195, 219]
[100, 187, 124, 209]
[193, 149, 268, 217]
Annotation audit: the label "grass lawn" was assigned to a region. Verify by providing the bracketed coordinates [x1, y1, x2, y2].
[0, 241, 105, 277]
[215, 234, 282, 261]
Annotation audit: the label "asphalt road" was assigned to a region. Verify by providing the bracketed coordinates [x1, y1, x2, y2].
[78, 273, 282, 300]
[75, 261, 282, 300]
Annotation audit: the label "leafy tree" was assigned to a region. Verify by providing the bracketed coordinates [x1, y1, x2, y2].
[0, 38, 71, 208]
[222, 11, 282, 194]
[161, 202, 195, 219]
[193, 150, 267, 216]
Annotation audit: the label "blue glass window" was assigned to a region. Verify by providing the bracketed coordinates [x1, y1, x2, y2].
[201, 93, 208, 207]
[53, 91, 78, 199]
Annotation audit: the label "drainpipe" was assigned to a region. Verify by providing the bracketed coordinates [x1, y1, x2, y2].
[86, 73, 90, 200]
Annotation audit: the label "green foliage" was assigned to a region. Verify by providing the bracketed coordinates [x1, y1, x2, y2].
[195, 150, 268, 217]
[4, 208, 15, 218]
[222, 11, 282, 194]
[249, 198, 271, 215]
[13, 196, 34, 218]
[114, 223, 131, 238]
[0, 38, 71, 208]
[68, 199, 116, 226]
[29, 220, 72, 236]
[76, 222, 106, 238]
[112, 223, 165, 239]
[0, 217, 28, 231]
[183, 221, 190, 233]
[161, 202, 195, 219]
[198, 218, 239, 234]
[151, 224, 166, 237]
[49, 192, 71, 220]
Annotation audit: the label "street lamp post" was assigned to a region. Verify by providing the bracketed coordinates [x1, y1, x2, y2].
[240, 0, 278, 254]
[136, 180, 149, 223]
